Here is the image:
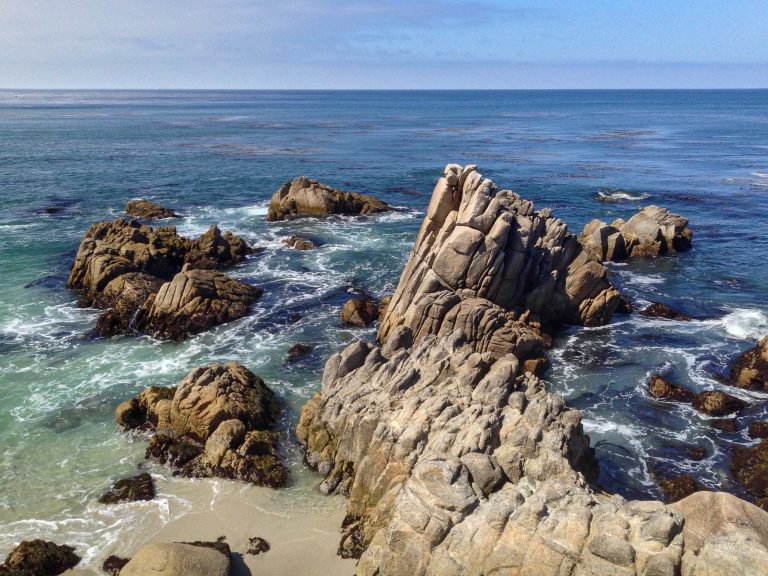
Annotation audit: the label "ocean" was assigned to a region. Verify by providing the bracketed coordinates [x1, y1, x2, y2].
[1, 89, 767, 567]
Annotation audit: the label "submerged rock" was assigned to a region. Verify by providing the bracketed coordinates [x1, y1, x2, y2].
[117, 363, 288, 488]
[692, 390, 748, 417]
[67, 218, 254, 339]
[0, 540, 79, 575]
[580, 205, 693, 262]
[119, 542, 229, 576]
[98, 472, 155, 504]
[640, 302, 692, 321]
[287, 343, 313, 361]
[266, 176, 388, 221]
[132, 266, 262, 340]
[729, 335, 768, 392]
[125, 199, 179, 220]
[377, 164, 621, 344]
[660, 475, 700, 503]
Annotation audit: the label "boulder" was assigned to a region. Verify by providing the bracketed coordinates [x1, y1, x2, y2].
[98, 472, 155, 504]
[579, 206, 692, 262]
[119, 542, 229, 576]
[648, 374, 694, 403]
[749, 421, 768, 439]
[671, 491, 768, 575]
[266, 176, 388, 221]
[0, 540, 79, 575]
[67, 219, 252, 339]
[133, 266, 262, 340]
[691, 390, 748, 417]
[282, 235, 317, 250]
[377, 165, 621, 346]
[287, 343, 313, 361]
[640, 302, 692, 321]
[729, 335, 768, 392]
[118, 363, 288, 488]
[340, 298, 378, 327]
[125, 199, 178, 220]
[102, 555, 129, 575]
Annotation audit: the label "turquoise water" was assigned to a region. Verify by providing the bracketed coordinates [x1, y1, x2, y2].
[1, 90, 767, 560]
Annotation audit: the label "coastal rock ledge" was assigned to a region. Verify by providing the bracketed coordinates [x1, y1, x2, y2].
[297, 165, 768, 576]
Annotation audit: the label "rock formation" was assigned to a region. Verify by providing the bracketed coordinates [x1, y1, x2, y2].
[340, 297, 379, 327]
[98, 472, 155, 504]
[282, 235, 317, 250]
[732, 439, 768, 510]
[691, 390, 748, 417]
[377, 164, 621, 342]
[0, 540, 79, 575]
[648, 374, 695, 402]
[67, 218, 256, 339]
[132, 266, 261, 340]
[125, 199, 179, 220]
[117, 363, 288, 488]
[640, 302, 692, 321]
[580, 205, 693, 262]
[729, 335, 768, 392]
[266, 176, 388, 221]
[297, 164, 768, 576]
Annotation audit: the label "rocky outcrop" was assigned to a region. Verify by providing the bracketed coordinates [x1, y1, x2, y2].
[580, 205, 693, 262]
[648, 374, 695, 402]
[125, 199, 178, 220]
[287, 343, 313, 361]
[132, 266, 261, 340]
[691, 390, 748, 417]
[297, 164, 765, 576]
[282, 235, 317, 250]
[340, 297, 378, 327]
[98, 472, 155, 504]
[640, 302, 692, 321]
[378, 164, 621, 346]
[0, 540, 79, 575]
[117, 363, 288, 487]
[67, 218, 254, 339]
[732, 439, 768, 510]
[729, 335, 768, 392]
[266, 177, 388, 221]
[671, 491, 768, 574]
[119, 542, 230, 576]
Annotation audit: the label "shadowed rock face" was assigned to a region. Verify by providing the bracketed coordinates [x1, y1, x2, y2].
[297, 164, 768, 576]
[580, 205, 693, 262]
[266, 176, 388, 221]
[378, 164, 621, 346]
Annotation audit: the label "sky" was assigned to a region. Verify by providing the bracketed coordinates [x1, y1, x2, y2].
[1, 0, 767, 89]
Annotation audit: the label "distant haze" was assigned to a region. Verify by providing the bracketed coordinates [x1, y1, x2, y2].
[1, 0, 767, 89]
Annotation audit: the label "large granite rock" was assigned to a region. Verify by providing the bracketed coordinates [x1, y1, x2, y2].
[377, 164, 621, 346]
[266, 176, 388, 221]
[125, 199, 178, 220]
[580, 205, 693, 262]
[132, 266, 261, 340]
[117, 363, 288, 487]
[0, 540, 79, 575]
[729, 335, 768, 392]
[67, 219, 253, 339]
[340, 297, 379, 327]
[297, 164, 763, 575]
[119, 542, 229, 576]
[672, 491, 768, 575]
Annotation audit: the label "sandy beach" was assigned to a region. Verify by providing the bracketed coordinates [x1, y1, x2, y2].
[63, 475, 356, 576]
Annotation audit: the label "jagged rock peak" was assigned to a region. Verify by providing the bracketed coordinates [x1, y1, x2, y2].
[378, 164, 621, 349]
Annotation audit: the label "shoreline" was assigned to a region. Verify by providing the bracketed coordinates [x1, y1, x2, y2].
[62, 475, 355, 576]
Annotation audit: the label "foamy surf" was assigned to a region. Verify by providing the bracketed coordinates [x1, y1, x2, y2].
[721, 308, 768, 340]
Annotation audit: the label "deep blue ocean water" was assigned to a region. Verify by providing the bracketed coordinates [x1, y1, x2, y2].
[1, 90, 767, 563]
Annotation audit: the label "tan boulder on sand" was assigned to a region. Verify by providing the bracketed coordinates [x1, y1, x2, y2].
[120, 542, 229, 576]
[266, 176, 388, 221]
